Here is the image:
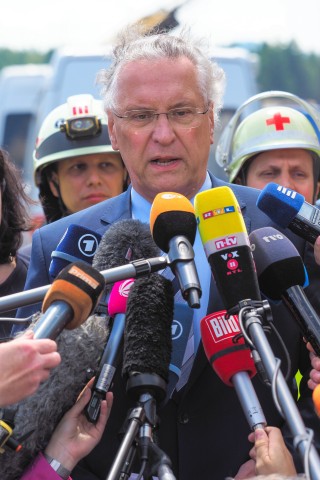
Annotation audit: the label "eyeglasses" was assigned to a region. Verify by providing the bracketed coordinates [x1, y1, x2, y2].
[113, 106, 209, 130]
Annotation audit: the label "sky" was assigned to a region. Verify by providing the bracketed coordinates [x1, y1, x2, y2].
[0, 0, 319, 55]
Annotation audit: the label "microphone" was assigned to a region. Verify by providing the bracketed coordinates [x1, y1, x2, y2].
[201, 310, 266, 430]
[256, 182, 320, 244]
[49, 224, 102, 278]
[249, 226, 320, 355]
[312, 385, 320, 417]
[93, 219, 161, 272]
[150, 192, 202, 309]
[117, 273, 175, 480]
[85, 278, 134, 423]
[33, 261, 105, 339]
[194, 186, 261, 311]
[122, 273, 174, 399]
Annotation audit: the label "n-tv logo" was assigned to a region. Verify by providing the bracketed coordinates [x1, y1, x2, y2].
[208, 312, 240, 343]
[215, 235, 237, 250]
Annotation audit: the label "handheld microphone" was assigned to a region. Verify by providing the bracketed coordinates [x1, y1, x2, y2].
[33, 261, 105, 339]
[49, 224, 101, 278]
[119, 274, 175, 479]
[150, 192, 202, 309]
[312, 384, 320, 417]
[85, 278, 134, 423]
[201, 310, 266, 430]
[93, 219, 160, 272]
[194, 186, 261, 311]
[256, 182, 320, 245]
[249, 226, 320, 356]
[122, 273, 174, 402]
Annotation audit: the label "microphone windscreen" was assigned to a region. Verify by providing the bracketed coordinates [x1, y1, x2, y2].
[256, 183, 305, 228]
[195, 186, 261, 310]
[107, 279, 134, 316]
[249, 227, 306, 299]
[42, 261, 105, 328]
[201, 310, 256, 386]
[122, 274, 174, 382]
[49, 224, 101, 278]
[150, 192, 197, 252]
[93, 219, 160, 271]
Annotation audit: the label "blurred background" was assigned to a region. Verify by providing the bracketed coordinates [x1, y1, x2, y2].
[0, 0, 319, 228]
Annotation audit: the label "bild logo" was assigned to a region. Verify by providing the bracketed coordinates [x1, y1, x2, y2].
[78, 234, 99, 257]
[209, 313, 240, 343]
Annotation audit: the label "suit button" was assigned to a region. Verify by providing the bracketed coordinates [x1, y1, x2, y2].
[178, 412, 189, 424]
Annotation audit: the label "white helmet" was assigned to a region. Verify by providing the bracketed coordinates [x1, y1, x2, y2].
[34, 94, 116, 186]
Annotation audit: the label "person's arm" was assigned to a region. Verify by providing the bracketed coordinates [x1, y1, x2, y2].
[44, 378, 113, 472]
[0, 330, 61, 406]
[314, 236, 320, 266]
[306, 342, 320, 390]
[21, 378, 113, 479]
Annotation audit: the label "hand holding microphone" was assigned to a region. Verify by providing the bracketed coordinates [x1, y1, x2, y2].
[0, 331, 61, 407]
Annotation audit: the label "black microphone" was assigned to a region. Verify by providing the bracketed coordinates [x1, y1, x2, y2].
[85, 219, 161, 421]
[122, 273, 174, 399]
[119, 273, 175, 480]
[33, 261, 105, 340]
[150, 192, 202, 309]
[49, 224, 102, 278]
[85, 278, 134, 423]
[249, 226, 320, 356]
[257, 182, 320, 244]
[93, 219, 161, 272]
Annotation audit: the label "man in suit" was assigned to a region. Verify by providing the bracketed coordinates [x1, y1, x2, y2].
[17, 25, 320, 479]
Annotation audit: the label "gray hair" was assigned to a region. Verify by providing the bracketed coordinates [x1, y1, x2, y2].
[98, 24, 226, 126]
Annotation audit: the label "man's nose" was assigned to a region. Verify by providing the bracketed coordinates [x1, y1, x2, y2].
[151, 113, 176, 144]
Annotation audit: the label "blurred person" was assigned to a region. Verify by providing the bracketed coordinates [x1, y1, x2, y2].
[15, 26, 320, 480]
[21, 378, 113, 480]
[34, 93, 129, 224]
[216, 92, 320, 205]
[0, 330, 60, 407]
[0, 148, 32, 338]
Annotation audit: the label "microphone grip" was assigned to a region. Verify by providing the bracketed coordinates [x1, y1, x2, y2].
[33, 301, 74, 339]
[282, 287, 320, 357]
[231, 371, 267, 430]
[86, 313, 126, 423]
[168, 236, 201, 309]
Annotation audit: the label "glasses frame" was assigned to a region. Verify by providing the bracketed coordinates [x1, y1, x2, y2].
[112, 106, 210, 129]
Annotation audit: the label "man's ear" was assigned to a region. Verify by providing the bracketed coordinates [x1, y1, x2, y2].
[107, 111, 119, 151]
[315, 181, 320, 203]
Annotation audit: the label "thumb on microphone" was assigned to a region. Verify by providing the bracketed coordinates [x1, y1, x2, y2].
[248, 427, 297, 477]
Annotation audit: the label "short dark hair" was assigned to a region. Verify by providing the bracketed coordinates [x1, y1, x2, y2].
[0, 149, 32, 263]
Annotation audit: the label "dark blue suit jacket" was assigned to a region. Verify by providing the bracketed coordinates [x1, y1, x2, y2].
[17, 174, 320, 479]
